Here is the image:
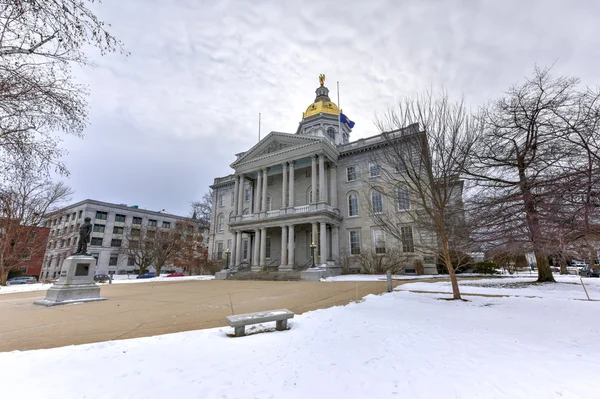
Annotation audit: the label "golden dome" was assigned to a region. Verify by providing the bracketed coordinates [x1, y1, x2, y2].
[303, 100, 339, 118]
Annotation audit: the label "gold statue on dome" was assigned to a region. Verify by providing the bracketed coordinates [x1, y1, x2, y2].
[319, 74, 325, 87]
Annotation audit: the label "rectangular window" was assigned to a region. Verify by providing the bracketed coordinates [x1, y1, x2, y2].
[347, 166, 357, 182]
[78, 210, 83, 219]
[128, 256, 135, 266]
[69, 225, 74, 232]
[242, 240, 249, 260]
[132, 217, 142, 225]
[148, 219, 157, 227]
[72, 212, 76, 220]
[95, 211, 107, 220]
[59, 216, 63, 224]
[369, 163, 380, 177]
[109, 255, 118, 266]
[266, 236, 271, 258]
[115, 214, 126, 223]
[60, 239, 64, 248]
[93, 224, 105, 233]
[219, 195, 224, 207]
[132, 228, 141, 237]
[401, 226, 414, 253]
[91, 237, 103, 246]
[216, 242, 223, 260]
[113, 226, 124, 234]
[65, 214, 69, 222]
[162, 221, 171, 229]
[397, 185, 410, 211]
[111, 239, 122, 247]
[371, 190, 383, 214]
[348, 194, 359, 217]
[227, 239, 232, 250]
[373, 228, 386, 254]
[244, 187, 251, 202]
[349, 230, 361, 255]
[66, 237, 71, 246]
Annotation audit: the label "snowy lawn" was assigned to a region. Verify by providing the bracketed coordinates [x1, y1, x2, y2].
[0, 275, 214, 294]
[322, 273, 489, 282]
[1, 290, 598, 399]
[397, 275, 600, 300]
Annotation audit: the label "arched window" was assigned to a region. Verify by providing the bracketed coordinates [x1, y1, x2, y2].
[327, 127, 336, 140]
[217, 214, 224, 232]
[371, 190, 383, 214]
[396, 184, 410, 211]
[348, 193, 359, 216]
[266, 196, 272, 211]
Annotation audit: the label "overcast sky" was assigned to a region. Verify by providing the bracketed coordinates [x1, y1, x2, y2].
[59, 0, 600, 216]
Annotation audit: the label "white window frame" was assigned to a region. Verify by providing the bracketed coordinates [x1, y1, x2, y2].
[369, 163, 380, 178]
[371, 190, 383, 214]
[346, 166, 357, 182]
[372, 228, 386, 254]
[217, 214, 224, 232]
[400, 225, 414, 253]
[397, 184, 410, 211]
[348, 193, 359, 217]
[349, 230, 361, 255]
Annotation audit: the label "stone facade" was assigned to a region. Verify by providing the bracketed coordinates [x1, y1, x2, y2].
[41, 200, 207, 277]
[208, 81, 439, 274]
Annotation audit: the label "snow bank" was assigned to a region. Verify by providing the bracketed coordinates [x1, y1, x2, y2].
[0, 290, 597, 398]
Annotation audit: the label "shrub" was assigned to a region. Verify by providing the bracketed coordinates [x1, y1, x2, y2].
[414, 259, 425, 275]
[472, 261, 498, 274]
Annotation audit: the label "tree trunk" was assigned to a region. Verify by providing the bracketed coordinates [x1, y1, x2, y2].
[535, 254, 555, 283]
[155, 264, 162, 276]
[447, 265, 461, 300]
[0, 270, 8, 286]
[386, 269, 393, 293]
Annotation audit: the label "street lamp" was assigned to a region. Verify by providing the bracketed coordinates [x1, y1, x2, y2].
[224, 248, 231, 270]
[310, 242, 317, 268]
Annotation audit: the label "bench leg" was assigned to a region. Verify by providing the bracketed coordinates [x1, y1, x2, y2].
[276, 319, 287, 331]
[234, 326, 245, 337]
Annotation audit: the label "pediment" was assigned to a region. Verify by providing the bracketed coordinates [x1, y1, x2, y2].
[231, 132, 321, 167]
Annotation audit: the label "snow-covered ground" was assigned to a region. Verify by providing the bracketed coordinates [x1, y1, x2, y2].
[1, 287, 598, 398]
[397, 275, 600, 300]
[322, 273, 490, 282]
[0, 275, 214, 294]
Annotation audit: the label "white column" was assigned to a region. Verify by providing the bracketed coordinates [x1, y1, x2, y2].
[320, 221, 327, 264]
[254, 171, 262, 213]
[332, 225, 339, 261]
[311, 156, 317, 204]
[280, 225, 288, 267]
[237, 174, 245, 215]
[330, 165, 337, 208]
[261, 168, 268, 212]
[311, 222, 319, 264]
[235, 231, 242, 266]
[260, 227, 267, 267]
[231, 232, 237, 267]
[288, 161, 295, 209]
[287, 224, 295, 268]
[281, 162, 288, 210]
[233, 175, 240, 215]
[253, 229, 260, 269]
[318, 154, 325, 203]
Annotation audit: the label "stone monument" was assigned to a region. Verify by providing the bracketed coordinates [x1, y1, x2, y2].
[35, 217, 106, 306]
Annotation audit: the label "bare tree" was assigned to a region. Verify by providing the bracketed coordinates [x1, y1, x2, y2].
[355, 246, 412, 292]
[0, 166, 72, 284]
[190, 190, 213, 226]
[371, 92, 479, 300]
[121, 226, 156, 275]
[0, 0, 126, 173]
[468, 67, 599, 282]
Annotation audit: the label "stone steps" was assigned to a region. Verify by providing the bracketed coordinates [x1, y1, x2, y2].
[228, 270, 302, 281]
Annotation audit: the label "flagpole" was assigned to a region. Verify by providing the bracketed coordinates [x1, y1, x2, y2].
[337, 81, 341, 139]
[258, 112, 261, 142]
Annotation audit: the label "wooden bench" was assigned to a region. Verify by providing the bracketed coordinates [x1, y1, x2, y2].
[226, 309, 294, 337]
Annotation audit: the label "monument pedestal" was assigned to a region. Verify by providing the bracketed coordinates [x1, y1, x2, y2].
[35, 255, 106, 307]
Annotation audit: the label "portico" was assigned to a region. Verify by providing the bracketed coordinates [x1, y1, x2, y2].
[227, 133, 341, 270]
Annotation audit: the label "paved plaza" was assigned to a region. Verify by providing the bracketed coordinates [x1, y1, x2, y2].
[1, 279, 399, 352]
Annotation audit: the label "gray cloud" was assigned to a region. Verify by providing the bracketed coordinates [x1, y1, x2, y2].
[60, 0, 600, 215]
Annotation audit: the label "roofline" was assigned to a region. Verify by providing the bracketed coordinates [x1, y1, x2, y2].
[45, 199, 198, 222]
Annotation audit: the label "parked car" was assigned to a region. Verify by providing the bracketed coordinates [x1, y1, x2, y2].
[550, 266, 560, 273]
[166, 273, 185, 277]
[6, 276, 37, 285]
[136, 272, 156, 279]
[94, 274, 110, 283]
[579, 267, 600, 278]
